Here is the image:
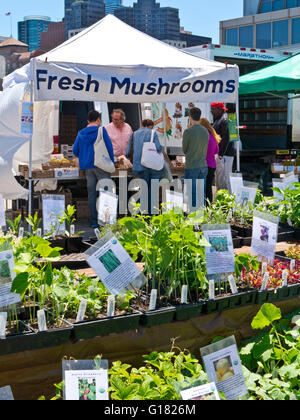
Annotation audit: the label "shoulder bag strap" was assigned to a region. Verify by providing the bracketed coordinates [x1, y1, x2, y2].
[150, 129, 155, 144]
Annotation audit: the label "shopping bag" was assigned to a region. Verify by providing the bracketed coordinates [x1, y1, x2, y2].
[94, 127, 115, 174]
[141, 130, 164, 171]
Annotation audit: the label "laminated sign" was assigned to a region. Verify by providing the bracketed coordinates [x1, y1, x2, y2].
[0, 249, 20, 309]
[200, 336, 247, 401]
[251, 211, 279, 263]
[85, 231, 147, 295]
[230, 173, 243, 196]
[202, 224, 235, 277]
[98, 190, 118, 225]
[42, 194, 65, 235]
[21, 102, 33, 135]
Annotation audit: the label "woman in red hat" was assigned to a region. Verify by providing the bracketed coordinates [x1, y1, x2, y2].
[211, 103, 235, 193]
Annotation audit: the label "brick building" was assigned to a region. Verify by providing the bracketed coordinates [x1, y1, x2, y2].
[40, 21, 65, 52]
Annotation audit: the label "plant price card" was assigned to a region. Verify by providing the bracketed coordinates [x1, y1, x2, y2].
[86, 231, 147, 295]
[0, 250, 20, 308]
[200, 336, 247, 401]
[65, 370, 108, 401]
[230, 173, 243, 196]
[0, 386, 14, 401]
[202, 224, 235, 276]
[235, 187, 257, 209]
[42, 194, 66, 235]
[0, 194, 5, 228]
[181, 383, 220, 401]
[251, 211, 279, 263]
[98, 190, 118, 226]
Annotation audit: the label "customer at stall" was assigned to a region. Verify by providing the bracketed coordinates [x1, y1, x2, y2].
[73, 110, 114, 228]
[211, 102, 235, 193]
[105, 109, 133, 159]
[126, 119, 163, 215]
[200, 118, 220, 204]
[183, 107, 209, 209]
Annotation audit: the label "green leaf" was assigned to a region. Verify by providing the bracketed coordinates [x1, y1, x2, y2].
[45, 265, 53, 287]
[251, 304, 282, 330]
[11, 272, 29, 297]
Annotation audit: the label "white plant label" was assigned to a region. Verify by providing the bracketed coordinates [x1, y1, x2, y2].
[149, 289, 157, 311]
[261, 262, 268, 275]
[209, 280, 215, 300]
[181, 382, 220, 401]
[228, 275, 238, 295]
[0, 312, 7, 339]
[64, 369, 109, 401]
[98, 190, 118, 226]
[70, 225, 75, 236]
[94, 228, 101, 240]
[18, 227, 24, 238]
[0, 386, 14, 401]
[0, 250, 20, 308]
[76, 299, 87, 323]
[37, 309, 47, 332]
[107, 295, 115, 318]
[282, 270, 288, 288]
[261, 272, 269, 292]
[181, 285, 188, 304]
[37, 228, 42, 237]
[42, 194, 66, 235]
[290, 260, 296, 271]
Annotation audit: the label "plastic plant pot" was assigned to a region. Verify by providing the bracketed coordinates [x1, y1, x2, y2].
[229, 290, 257, 309]
[139, 306, 176, 327]
[70, 311, 142, 342]
[205, 295, 232, 314]
[0, 321, 36, 357]
[174, 302, 205, 321]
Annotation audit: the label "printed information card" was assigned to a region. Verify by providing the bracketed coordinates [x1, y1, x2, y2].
[236, 187, 257, 208]
[200, 336, 247, 401]
[251, 211, 279, 263]
[0, 386, 14, 400]
[230, 173, 244, 196]
[0, 249, 20, 309]
[202, 224, 235, 277]
[98, 190, 118, 226]
[181, 383, 220, 401]
[42, 194, 65, 235]
[85, 231, 147, 295]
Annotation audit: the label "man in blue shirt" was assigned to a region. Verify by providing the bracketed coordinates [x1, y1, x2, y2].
[73, 110, 114, 228]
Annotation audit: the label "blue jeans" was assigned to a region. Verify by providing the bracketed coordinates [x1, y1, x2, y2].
[185, 167, 208, 209]
[85, 168, 111, 226]
[134, 169, 163, 215]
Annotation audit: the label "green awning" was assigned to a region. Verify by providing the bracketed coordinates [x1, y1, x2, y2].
[239, 53, 300, 95]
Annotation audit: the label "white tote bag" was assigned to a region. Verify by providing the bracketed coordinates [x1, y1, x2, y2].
[141, 130, 164, 171]
[94, 127, 115, 174]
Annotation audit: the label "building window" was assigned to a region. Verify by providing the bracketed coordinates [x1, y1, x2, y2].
[273, 20, 289, 47]
[256, 22, 272, 48]
[286, 0, 298, 7]
[225, 28, 238, 46]
[272, 0, 285, 10]
[260, 0, 272, 12]
[292, 18, 300, 44]
[239, 25, 253, 47]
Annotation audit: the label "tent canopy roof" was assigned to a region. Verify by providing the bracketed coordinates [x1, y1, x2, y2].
[35, 14, 232, 71]
[239, 52, 300, 95]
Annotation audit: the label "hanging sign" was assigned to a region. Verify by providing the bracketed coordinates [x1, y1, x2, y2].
[21, 102, 34, 135]
[228, 113, 239, 142]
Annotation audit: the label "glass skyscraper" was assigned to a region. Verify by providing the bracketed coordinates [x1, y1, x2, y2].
[65, 0, 106, 39]
[115, 0, 180, 41]
[18, 16, 51, 52]
[221, 0, 300, 48]
[105, 0, 123, 15]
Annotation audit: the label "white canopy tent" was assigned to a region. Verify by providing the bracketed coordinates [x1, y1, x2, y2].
[1, 14, 239, 210]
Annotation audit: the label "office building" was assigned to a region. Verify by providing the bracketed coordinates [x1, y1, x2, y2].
[40, 21, 65, 52]
[221, 0, 300, 50]
[65, 0, 106, 39]
[105, 0, 123, 15]
[18, 16, 51, 52]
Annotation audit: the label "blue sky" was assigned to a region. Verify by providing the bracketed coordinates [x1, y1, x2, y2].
[0, 0, 243, 43]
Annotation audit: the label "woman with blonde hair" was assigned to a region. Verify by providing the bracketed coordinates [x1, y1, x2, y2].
[200, 118, 220, 203]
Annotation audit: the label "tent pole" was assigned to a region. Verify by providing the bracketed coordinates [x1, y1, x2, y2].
[28, 80, 33, 232]
[236, 96, 241, 173]
[162, 103, 167, 152]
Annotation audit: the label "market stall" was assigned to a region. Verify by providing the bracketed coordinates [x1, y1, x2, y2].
[1, 14, 239, 214]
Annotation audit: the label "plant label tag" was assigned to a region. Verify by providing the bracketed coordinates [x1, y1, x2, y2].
[228, 275, 238, 295]
[149, 289, 157, 311]
[181, 382, 220, 401]
[98, 190, 118, 226]
[0, 312, 7, 339]
[76, 299, 87, 323]
[70, 225, 75, 236]
[37, 228, 42, 237]
[251, 211, 279, 264]
[181, 285, 188, 304]
[107, 295, 115, 318]
[261, 272, 269, 292]
[18, 227, 24, 238]
[261, 262, 268, 275]
[94, 228, 101, 240]
[37, 309, 47, 332]
[42, 194, 66, 235]
[290, 260, 296, 271]
[282, 270, 288, 287]
[209, 280, 215, 300]
[64, 369, 109, 401]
